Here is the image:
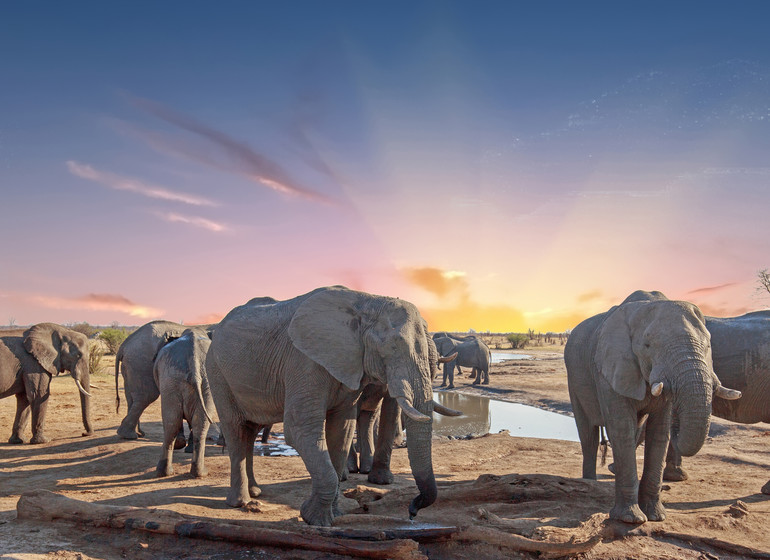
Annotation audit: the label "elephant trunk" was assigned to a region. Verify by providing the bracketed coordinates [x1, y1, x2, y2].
[388, 369, 437, 518]
[670, 358, 713, 457]
[75, 360, 93, 436]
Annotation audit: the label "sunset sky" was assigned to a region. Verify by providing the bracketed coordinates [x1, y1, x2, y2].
[2, 2, 769, 332]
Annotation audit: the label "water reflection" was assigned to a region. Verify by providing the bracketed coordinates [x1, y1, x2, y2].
[490, 351, 531, 363]
[253, 432, 298, 456]
[433, 392, 579, 442]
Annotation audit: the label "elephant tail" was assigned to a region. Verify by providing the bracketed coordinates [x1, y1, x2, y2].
[599, 425, 609, 466]
[114, 348, 123, 414]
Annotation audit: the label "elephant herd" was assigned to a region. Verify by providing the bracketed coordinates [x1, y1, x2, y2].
[2, 286, 769, 528]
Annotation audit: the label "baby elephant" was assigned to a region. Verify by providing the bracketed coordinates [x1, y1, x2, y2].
[153, 327, 216, 478]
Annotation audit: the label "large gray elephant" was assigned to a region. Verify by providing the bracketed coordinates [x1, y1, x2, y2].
[433, 334, 491, 388]
[565, 291, 741, 524]
[207, 286, 449, 526]
[664, 310, 770, 494]
[0, 323, 92, 443]
[114, 320, 212, 440]
[153, 327, 217, 478]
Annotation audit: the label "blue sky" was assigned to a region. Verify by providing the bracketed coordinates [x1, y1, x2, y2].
[1, 2, 769, 330]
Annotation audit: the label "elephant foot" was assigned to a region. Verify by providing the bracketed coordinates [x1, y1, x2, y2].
[347, 456, 359, 474]
[472, 380, 480, 385]
[610, 503, 647, 524]
[8, 434, 26, 444]
[340, 469, 348, 481]
[762, 480, 770, 495]
[447, 384, 455, 389]
[30, 433, 50, 444]
[190, 464, 208, 478]
[367, 467, 394, 485]
[156, 460, 173, 477]
[640, 499, 666, 522]
[249, 484, 262, 499]
[137, 429, 146, 438]
[117, 427, 139, 440]
[82, 430, 94, 437]
[300, 496, 335, 527]
[359, 459, 374, 474]
[439, 383, 446, 387]
[482, 379, 489, 385]
[225, 489, 250, 508]
[663, 464, 688, 482]
[174, 435, 187, 450]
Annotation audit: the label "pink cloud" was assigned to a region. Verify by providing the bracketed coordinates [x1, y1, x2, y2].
[31, 293, 163, 318]
[154, 211, 231, 233]
[67, 161, 217, 206]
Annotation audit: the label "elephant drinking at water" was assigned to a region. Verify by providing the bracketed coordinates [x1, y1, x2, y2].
[0, 323, 92, 443]
[565, 291, 740, 524]
[207, 286, 447, 526]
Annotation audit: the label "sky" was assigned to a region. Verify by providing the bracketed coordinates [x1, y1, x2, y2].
[1, 1, 769, 333]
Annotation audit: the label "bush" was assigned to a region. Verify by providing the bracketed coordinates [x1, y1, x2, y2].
[70, 322, 97, 337]
[506, 333, 529, 349]
[88, 340, 105, 375]
[99, 328, 129, 354]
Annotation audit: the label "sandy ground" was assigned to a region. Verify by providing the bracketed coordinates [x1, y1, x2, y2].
[1, 347, 769, 559]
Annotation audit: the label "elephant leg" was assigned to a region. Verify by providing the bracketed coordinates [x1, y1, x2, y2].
[368, 396, 398, 485]
[221, 419, 260, 506]
[346, 443, 358, 476]
[26, 373, 50, 444]
[482, 368, 490, 384]
[9, 393, 31, 444]
[157, 399, 183, 477]
[357, 405, 379, 474]
[118, 384, 159, 440]
[605, 411, 646, 524]
[663, 417, 687, 481]
[572, 399, 600, 479]
[260, 424, 271, 443]
[638, 407, 671, 522]
[179, 422, 190, 451]
[285, 405, 339, 526]
[244, 425, 261, 498]
[325, 406, 356, 518]
[440, 363, 447, 387]
[190, 412, 210, 478]
[447, 363, 456, 389]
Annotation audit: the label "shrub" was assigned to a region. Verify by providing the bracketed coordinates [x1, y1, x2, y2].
[70, 322, 97, 337]
[88, 340, 105, 375]
[507, 333, 529, 349]
[99, 328, 129, 354]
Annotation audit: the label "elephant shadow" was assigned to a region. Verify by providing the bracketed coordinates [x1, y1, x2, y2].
[665, 492, 770, 511]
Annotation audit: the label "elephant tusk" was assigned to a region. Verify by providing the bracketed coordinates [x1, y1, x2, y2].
[715, 385, 742, 400]
[651, 382, 663, 397]
[438, 352, 458, 364]
[396, 397, 432, 423]
[89, 384, 98, 389]
[75, 378, 92, 397]
[433, 401, 462, 416]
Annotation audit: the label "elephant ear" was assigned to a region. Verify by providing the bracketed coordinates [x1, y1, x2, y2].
[595, 303, 646, 401]
[23, 323, 62, 376]
[288, 287, 365, 390]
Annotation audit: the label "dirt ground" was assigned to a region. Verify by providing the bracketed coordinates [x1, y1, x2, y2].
[1, 346, 769, 559]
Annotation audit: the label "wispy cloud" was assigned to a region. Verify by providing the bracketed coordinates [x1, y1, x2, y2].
[67, 161, 218, 206]
[687, 283, 737, 296]
[403, 267, 469, 299]
[128, 95, 336, 205]
[154, 211, 231, 233]
[32, 293, 163, 318]
[577, 290, 604, 303]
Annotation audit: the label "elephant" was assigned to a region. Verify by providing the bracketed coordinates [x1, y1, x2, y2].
[114, 320, 213, 441]
[0, 323, 92, 443]
[153, 327, 217, 478]
[663, 310, 770, 494]
[564, 290, 741, 524]
[346, 348, 459, 482]
[433, 334, 491, 388]
[431, 332, 481, 378]
[207, 286, 454, 526]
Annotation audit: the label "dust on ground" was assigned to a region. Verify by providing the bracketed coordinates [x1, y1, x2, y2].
[1, 347, 769, 559]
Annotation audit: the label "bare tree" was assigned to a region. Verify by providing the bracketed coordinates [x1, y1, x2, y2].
[758, 269, 770, 298]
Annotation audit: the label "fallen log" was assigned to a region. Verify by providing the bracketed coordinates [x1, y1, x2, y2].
[16, 490, 425, 560]
[454, 525, 602, 558]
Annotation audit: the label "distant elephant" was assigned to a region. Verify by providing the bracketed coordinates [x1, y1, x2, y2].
[346, 347, 459, 482]
[565, 290, 741, 524]
[207, 286, 452, 526]
[431, 332, 481, 378]
[433, 334, 491, 388]
[154, 327, 217, 478]
[1, 323, 93, 443]
[114, 320, 214, 441]
[664, 310, 770, 494]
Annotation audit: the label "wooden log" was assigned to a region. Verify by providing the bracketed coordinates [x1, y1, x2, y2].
[454, 525, 602, 558]
[17, 490, 425, 560]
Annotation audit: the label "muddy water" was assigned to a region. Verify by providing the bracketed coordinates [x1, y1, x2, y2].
[433, 391, 579, 442]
